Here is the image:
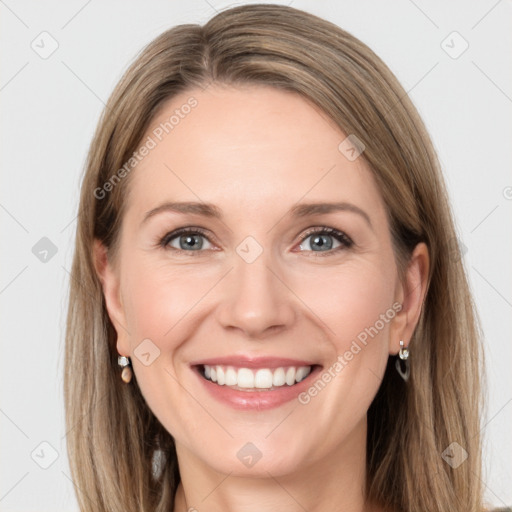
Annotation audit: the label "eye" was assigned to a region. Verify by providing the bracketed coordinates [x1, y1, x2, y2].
[158, 226, 353, 256]
[160, 227, 214, 253]
[296, 227, 353, 254]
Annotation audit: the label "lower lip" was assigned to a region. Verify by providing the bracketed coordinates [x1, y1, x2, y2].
[193, 365, 322, 410]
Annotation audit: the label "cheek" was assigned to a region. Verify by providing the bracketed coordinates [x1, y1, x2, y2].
[121, 250, 397, 361]
[121, 258, 217, 343]
[287, 261, 396, 440]
[290, 258, 397, 351]
[118, 258, 220, 435]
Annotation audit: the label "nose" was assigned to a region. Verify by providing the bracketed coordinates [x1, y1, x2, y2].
[216, 250, 296, 340]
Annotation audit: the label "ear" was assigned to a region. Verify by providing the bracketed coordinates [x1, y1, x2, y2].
[93, 239, 130, 356]
[389, 242, 430, 355]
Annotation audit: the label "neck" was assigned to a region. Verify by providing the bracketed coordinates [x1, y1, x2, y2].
[173, 416, 379, 512]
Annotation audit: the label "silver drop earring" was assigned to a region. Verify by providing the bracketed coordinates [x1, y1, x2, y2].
[395, 340, 410, 381]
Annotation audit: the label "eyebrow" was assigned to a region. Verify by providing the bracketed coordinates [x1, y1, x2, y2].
[142, 201, 373, 230]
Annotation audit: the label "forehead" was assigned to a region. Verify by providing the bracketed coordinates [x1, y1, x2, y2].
[125, 84, 386, 222]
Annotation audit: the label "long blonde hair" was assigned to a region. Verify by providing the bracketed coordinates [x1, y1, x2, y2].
[64, 4, 485, 511]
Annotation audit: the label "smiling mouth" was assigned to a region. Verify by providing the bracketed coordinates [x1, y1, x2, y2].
[197, 364, 319, 392]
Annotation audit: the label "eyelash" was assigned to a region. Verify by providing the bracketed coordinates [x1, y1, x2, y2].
[158, 226, 353, 256]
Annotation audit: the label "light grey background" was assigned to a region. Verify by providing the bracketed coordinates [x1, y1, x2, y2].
[1, 0, 511, 510]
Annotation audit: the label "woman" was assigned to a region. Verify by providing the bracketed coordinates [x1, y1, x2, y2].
[64, 4, 495, 511]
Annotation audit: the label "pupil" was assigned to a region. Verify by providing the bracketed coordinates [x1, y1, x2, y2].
[312, 235, 332, 251]
[180, 234, 202, 250]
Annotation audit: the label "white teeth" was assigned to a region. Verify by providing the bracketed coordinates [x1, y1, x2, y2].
[216, 366, 225, 385]
[225, 367, 237, 386]
[285, 367, 296, 386]
[254, 369, 273, 389]
[295, 366, 309, 382]
[203, 364, 312, 389]
[237, 368, 255, 388]
[272, 367, 286, 386]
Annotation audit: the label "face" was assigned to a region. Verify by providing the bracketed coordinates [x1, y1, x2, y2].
[99, 84, 416, 478]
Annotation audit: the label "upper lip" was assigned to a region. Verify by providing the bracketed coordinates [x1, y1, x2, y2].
[190, 355, 319, 369]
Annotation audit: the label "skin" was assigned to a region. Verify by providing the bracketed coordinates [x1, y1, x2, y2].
[95, 83, 429, 512]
